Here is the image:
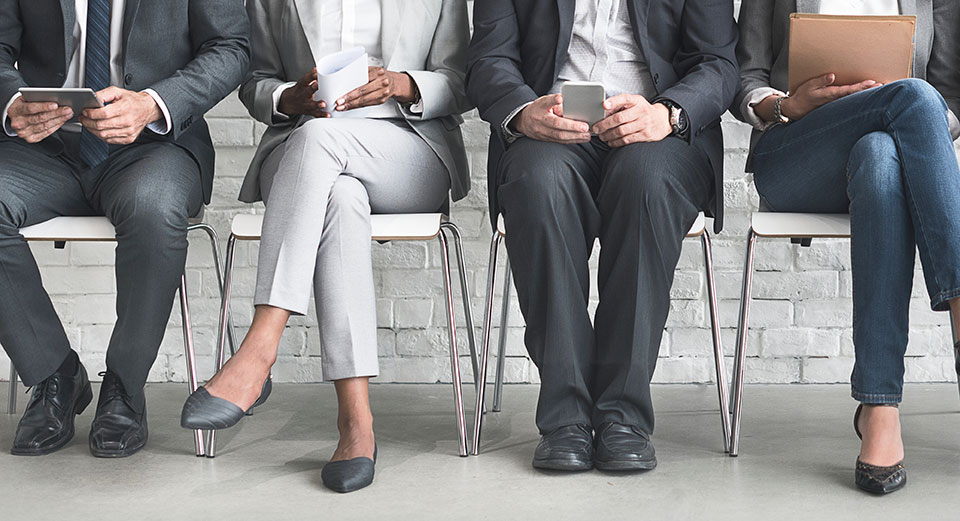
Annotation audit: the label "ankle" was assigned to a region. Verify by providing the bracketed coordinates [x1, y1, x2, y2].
[338, 413, 374, 435]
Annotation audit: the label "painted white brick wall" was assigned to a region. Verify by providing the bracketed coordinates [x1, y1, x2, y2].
[3, 2, 960, 386]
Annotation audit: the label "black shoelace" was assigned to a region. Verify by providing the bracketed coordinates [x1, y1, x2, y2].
[27, 377, 60, 407]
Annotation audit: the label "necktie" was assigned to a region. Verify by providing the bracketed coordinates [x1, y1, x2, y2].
[79, 0, 111, 168]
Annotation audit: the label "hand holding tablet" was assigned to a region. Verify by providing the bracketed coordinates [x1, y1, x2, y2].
[19, 87, 104, 120]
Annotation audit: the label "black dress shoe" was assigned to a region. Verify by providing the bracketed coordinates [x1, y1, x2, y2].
[11, 363, 93, 456]
[532, 424, 594, 471]
[853, 404, 907, 494]
[594, 422, 657, 471]
[321, 444, 377, 493]
[180, 377, 272, 430]
[88, 371, 148, 458]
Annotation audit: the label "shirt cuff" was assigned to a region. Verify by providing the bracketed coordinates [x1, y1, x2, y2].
[143, 89, 172, 135]
[3, 92, 21, 137]
[272, 82, 297, 122]
[502, 102, 533, 143]
[740, 87, 786, 132]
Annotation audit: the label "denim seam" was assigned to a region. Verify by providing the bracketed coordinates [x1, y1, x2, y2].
[931, 287, 960, 312]
[850, 389, 902, 403]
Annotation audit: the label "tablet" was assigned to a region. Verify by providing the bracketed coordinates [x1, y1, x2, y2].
[18, 88, 104, 119]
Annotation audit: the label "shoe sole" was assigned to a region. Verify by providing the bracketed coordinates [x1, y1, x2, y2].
[594, 458, 658, 471]
[532, 457, 594, 471]
[89, 439, 147, 459]
[10, 381, 93, 456]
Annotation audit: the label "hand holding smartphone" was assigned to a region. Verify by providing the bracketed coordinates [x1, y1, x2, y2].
[561, 81, 606, 128]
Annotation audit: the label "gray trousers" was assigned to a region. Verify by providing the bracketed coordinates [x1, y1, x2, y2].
[0, 136, 203, 400]
[498, 137, 713, 435]
[256, 118, 449, 381]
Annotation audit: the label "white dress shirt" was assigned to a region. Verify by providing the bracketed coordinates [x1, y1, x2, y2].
[2, 0, 172, 137]
[503, 0, 656, 140]
[741, 0, 900, 130]
[272, 0, 417, 121]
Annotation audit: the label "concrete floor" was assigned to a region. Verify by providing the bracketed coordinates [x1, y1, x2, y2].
[1, 383, 959, 520]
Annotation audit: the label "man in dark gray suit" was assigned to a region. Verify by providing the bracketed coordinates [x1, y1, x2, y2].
[467, 0, 738, 471]
[0, 0, 248, 457]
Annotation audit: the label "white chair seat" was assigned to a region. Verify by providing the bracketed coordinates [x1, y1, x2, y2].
[20, 216, 117, 242]
[751, 212, 851, 238]
[495, 212, 708, 238]
[231, 213, 444, 242]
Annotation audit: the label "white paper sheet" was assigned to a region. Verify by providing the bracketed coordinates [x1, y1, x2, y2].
[313, 47, 370, 118]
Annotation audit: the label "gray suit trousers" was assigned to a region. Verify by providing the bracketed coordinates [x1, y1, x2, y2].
[498, 137, 713, 435]
[256, 118, 449, 381]
[0, 136, 203, 399]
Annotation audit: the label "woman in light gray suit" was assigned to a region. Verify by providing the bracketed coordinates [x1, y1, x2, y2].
[181, 0, 472, 493]
[733, 0, 960, 494]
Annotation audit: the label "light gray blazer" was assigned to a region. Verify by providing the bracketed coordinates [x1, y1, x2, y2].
[238, 0, 473, 204]
[733, 0, 960, 157]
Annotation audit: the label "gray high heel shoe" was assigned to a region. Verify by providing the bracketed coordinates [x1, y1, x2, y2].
[180, 377, 272, 430]
[321, 444, 377, 493]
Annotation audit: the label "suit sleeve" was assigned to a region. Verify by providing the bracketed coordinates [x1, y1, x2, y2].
[0, 0, 27, 118]
[238, 0, 295, 127]
[656, 0, 740, 141]
[147, 0, 251, 139]
[729, 0, 777, 125]
[402, 0, 473, 121]
[928, 0, 960, 140]
[465, 0, 538, 146]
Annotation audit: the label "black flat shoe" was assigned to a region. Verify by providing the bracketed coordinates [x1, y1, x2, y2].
[594, 422, 657, 471]
[11, 363, 93, 456]
[853, 403, 906, 494]
[89, 371, 148, 458]
[532, 424, 594, 471]
[321, 445, 377, 493]
[180, 377, 272, 430]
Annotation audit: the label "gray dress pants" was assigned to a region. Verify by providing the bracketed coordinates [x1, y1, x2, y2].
[0, 135, 203, 402]
[497, 136, 713, 435]
[256, 118, 449, 381]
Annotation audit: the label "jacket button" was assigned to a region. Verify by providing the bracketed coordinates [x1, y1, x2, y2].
[124, 74, 134, 85]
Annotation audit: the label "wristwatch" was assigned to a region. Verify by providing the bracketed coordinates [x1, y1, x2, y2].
[656, 99, 689, 139]
[774, 95, 791, 124]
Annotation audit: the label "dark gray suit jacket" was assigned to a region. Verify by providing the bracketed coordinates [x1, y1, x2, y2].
[732, 0, 960, 157]
[0, 0, 251, 204]
[466, 0, 740, 232]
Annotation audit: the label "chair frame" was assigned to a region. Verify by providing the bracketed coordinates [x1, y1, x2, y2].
[5, 217, 237, 458]
[471, 213, 732, 455]
[728, 212, 960, 456]
[206, 213, 478, 458]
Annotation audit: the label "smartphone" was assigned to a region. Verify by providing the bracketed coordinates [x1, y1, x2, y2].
[561, 81, 606, 128]
[19, 88, 104, 121]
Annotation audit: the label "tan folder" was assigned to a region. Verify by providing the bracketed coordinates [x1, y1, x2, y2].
[787, 13, 916, 94]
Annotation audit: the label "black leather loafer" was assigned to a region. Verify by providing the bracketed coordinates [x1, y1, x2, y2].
[532, 424, 594, 471]
[89, 371, 148, 458]
[594, 422, 657, 471]
[321, 445, 377, 493]
[853, 404, 906, 494]
[11, 363, 93, 456]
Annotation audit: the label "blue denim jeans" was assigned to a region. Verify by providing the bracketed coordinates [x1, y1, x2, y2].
[751, 79, 960, 404]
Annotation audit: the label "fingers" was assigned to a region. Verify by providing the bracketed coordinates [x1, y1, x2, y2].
[593, 105, 641, 135]
[598, 119, 643, 143]
[545, 112, 590, 133]
[96, 86, 124, 104]
[337, 73, 392, 110]
[9, 100, 59, 117]
[10, 106, 72, 132]
[301, 68, 319, 86]
[82, 101, 123, 121]
[17, 114, 72, 143]
[603, 93, 645, 113]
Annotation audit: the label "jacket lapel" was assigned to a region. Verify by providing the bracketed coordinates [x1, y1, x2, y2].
[59, 0, 75, 69]
[625, 0, 650, 66]
[380, 0, 401, 66]
[293, 0, 325, 60]
[554, 0, 575, 78]
[122, 0, 141, 56]
[795, 0, 820, 13]
[899, 0, 916, 15]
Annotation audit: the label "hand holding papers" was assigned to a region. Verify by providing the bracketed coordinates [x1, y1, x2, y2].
[313, 47, 370, 118]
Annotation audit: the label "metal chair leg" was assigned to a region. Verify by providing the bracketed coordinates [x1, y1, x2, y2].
[951, 311, 960, 400]
[179, 273, 206, 457]
[190, 223, 238, 356]
[7, 365, 16, 414]
[493, 259, 511, 413]
[471, 232, 502, 455]
[441, 222, 480, 387]
[701, 232, 731, 452]
[729, 229, 757, 457]
[437, 228, 469, 457]
[206, 233, 238, 458]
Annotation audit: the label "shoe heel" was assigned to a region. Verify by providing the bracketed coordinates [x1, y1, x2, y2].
[75, 383, 94, 415]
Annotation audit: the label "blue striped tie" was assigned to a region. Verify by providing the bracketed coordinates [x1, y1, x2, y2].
[79, 0, 111, 168]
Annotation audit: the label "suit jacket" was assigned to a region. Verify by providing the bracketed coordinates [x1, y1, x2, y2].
[0, 0, 251, 204]
[732, 0, 960, 158]
[466, 0, 740, 232]
[238, 0, 473, 204]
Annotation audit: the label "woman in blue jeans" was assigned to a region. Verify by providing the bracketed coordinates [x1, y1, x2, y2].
[734, 0, 960, 494]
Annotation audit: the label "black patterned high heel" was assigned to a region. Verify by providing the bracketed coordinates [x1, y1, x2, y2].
[853, 404, 906, 494]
